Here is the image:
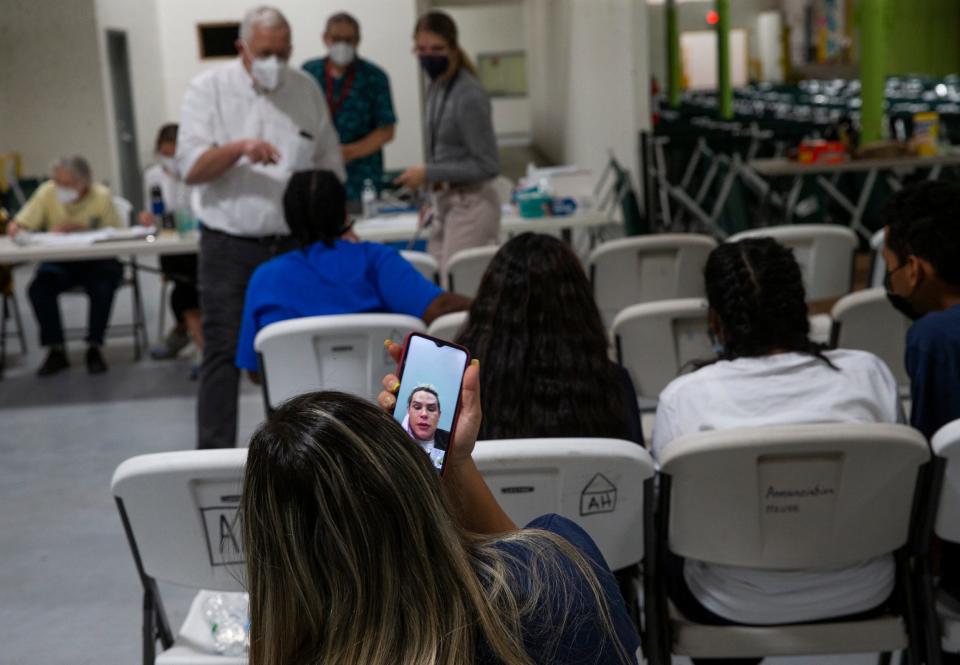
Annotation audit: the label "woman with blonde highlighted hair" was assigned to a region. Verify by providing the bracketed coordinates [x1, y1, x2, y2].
[241, 346, 641, 665]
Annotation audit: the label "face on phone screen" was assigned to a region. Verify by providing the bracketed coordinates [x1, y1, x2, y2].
[392, 335, 469, 473]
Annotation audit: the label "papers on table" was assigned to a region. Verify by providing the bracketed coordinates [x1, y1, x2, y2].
[14, 226, 157, 247]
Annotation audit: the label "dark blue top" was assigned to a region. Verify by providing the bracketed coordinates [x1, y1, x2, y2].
[906, 304, 960, 438]
[302, 57, 397, 201]
[235, 241, 442, 371]
[477, 514, 641, 665]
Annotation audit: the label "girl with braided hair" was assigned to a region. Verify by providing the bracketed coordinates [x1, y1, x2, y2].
[651, 237, 903, 660]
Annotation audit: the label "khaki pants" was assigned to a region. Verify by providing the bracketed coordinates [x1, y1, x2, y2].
[429, 180, 501, 272]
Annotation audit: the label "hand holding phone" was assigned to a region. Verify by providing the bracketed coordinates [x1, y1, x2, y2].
[379, 338, 480, 475]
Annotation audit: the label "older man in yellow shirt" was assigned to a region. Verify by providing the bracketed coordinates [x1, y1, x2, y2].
[6, 156, 124, 375]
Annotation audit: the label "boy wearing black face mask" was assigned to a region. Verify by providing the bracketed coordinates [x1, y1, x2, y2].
[883, 182, 960, 654]
[882, 181, 960, 440]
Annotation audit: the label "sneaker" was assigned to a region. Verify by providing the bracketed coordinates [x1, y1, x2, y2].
[37, 349, 70, 377]
[86, 346, 108, 374]
[150, 328, 190, 360]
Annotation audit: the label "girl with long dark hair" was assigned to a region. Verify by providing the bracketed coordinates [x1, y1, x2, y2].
[652, 237, 902, 663]
[456, 233, 643, 443]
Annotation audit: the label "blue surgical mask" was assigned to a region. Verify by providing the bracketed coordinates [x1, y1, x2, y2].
[419, 54, 449, 80]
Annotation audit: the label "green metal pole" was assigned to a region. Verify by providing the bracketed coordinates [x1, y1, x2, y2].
[716, 0, 732, 120]
[859, 0, 889, 145]
[666, 0, 681, 108]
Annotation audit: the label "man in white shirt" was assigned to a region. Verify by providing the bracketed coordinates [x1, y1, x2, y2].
[177, 6, 345, 449]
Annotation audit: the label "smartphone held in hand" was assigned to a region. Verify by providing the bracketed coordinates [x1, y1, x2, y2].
[392, 333, 470, 475]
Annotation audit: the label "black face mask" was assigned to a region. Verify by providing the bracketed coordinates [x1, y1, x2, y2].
[883, 268, 923, 321]
[419, 55, 449, 80]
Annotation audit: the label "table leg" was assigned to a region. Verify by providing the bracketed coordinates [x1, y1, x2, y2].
[850, 168, 878, 241]
[784, 175, 804, 224]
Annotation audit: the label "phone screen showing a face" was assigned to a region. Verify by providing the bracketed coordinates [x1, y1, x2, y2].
[392, 334, 470, 475]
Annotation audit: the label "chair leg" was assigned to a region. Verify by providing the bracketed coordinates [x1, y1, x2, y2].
[142, 585, 157, 665]
[1, 294, 9, 381]
[129, 260, 147, 361]
[877, 652, 893, 665]
[11, 289, 27, 353]
[156, 279, 169, 343]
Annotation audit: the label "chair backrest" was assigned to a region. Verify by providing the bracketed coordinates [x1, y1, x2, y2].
[426, 310, 468, 342]
[659, 423, 929, 569]
[831, 287, 910, 386]
[113, 196, 134, 228]
[728, 224, 858, 301]
[399, 250, 439, 285]
[612, 298, 712, 400]
[588, 234, 717, 330]
[254, 313, 425, 409]
[933, 419, 960, 544]
[443, 245, 500, 296]
[869, 228, 887, 289]
[111, 449, 248, 591]
[473, 438, 655, 570]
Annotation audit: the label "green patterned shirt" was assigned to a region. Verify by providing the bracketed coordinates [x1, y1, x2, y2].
[302, 56, 397, 201]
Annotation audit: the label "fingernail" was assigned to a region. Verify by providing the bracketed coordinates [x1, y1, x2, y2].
[390, 380, 400, 392]
[471, 358, 479, 367]
[383, 339, 392, 348]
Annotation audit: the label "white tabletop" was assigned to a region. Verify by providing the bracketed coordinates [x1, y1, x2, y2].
[0, 209, 613, 264]
[750, 151, 960, 177]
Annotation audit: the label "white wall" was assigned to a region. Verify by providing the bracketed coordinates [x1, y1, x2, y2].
[647, 0, 782, 87]
[0, 0, 112, 180]
[94, 0, 170, 192]
[527, 0, 651, 181]
[152, 0, 425, 169]
[444, 2, 531, 141]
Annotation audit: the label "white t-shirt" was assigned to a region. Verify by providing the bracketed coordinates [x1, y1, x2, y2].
[177, 59, 345, 237]
[143, 164, 191, 215]
[652, 349, 902, 625]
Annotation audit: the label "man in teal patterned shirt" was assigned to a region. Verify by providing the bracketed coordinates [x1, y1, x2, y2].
[303, 12, 397, 204]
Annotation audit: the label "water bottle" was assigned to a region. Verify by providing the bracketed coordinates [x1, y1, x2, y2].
[361, 178, 377, 219]
[149, 185, 165, 217]
[203, 592, 249, 656]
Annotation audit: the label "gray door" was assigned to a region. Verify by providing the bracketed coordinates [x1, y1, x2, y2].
[106, 30, 142, 214]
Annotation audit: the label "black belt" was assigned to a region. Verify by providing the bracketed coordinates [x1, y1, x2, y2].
[204, 226, 291, 247]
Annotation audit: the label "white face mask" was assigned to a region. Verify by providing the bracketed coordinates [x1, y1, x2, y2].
[55, 186, 80, 205]
[250, 55, 286, 91]
[158, 156, 179, 177]
[328, 42, 356, 67]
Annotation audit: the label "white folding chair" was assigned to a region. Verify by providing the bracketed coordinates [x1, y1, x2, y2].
[426, 310, 467, 342]
[831, 287, 911, 387]
[399, 250, 439, 285]
[869, 228, 888, 288]
[728, 224, 858, 302]
[254, 313, 424, 410]
[924, 419, 960, 661]
[611, 298, 712, 404]
[112, 449, 249, 665]
[587, 234, 717, 330]
[473, 437, 655, 572]
[648, 423, 930, 665]
[443, 245, 500, 296]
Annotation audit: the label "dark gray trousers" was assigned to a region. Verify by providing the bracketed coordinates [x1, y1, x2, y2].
[197, 228, 296, 449]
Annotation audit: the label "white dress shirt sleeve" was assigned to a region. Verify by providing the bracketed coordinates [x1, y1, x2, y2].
[176, 75, 219, 179]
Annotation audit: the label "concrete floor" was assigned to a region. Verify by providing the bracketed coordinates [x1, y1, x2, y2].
[0, 260, 897, 664]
